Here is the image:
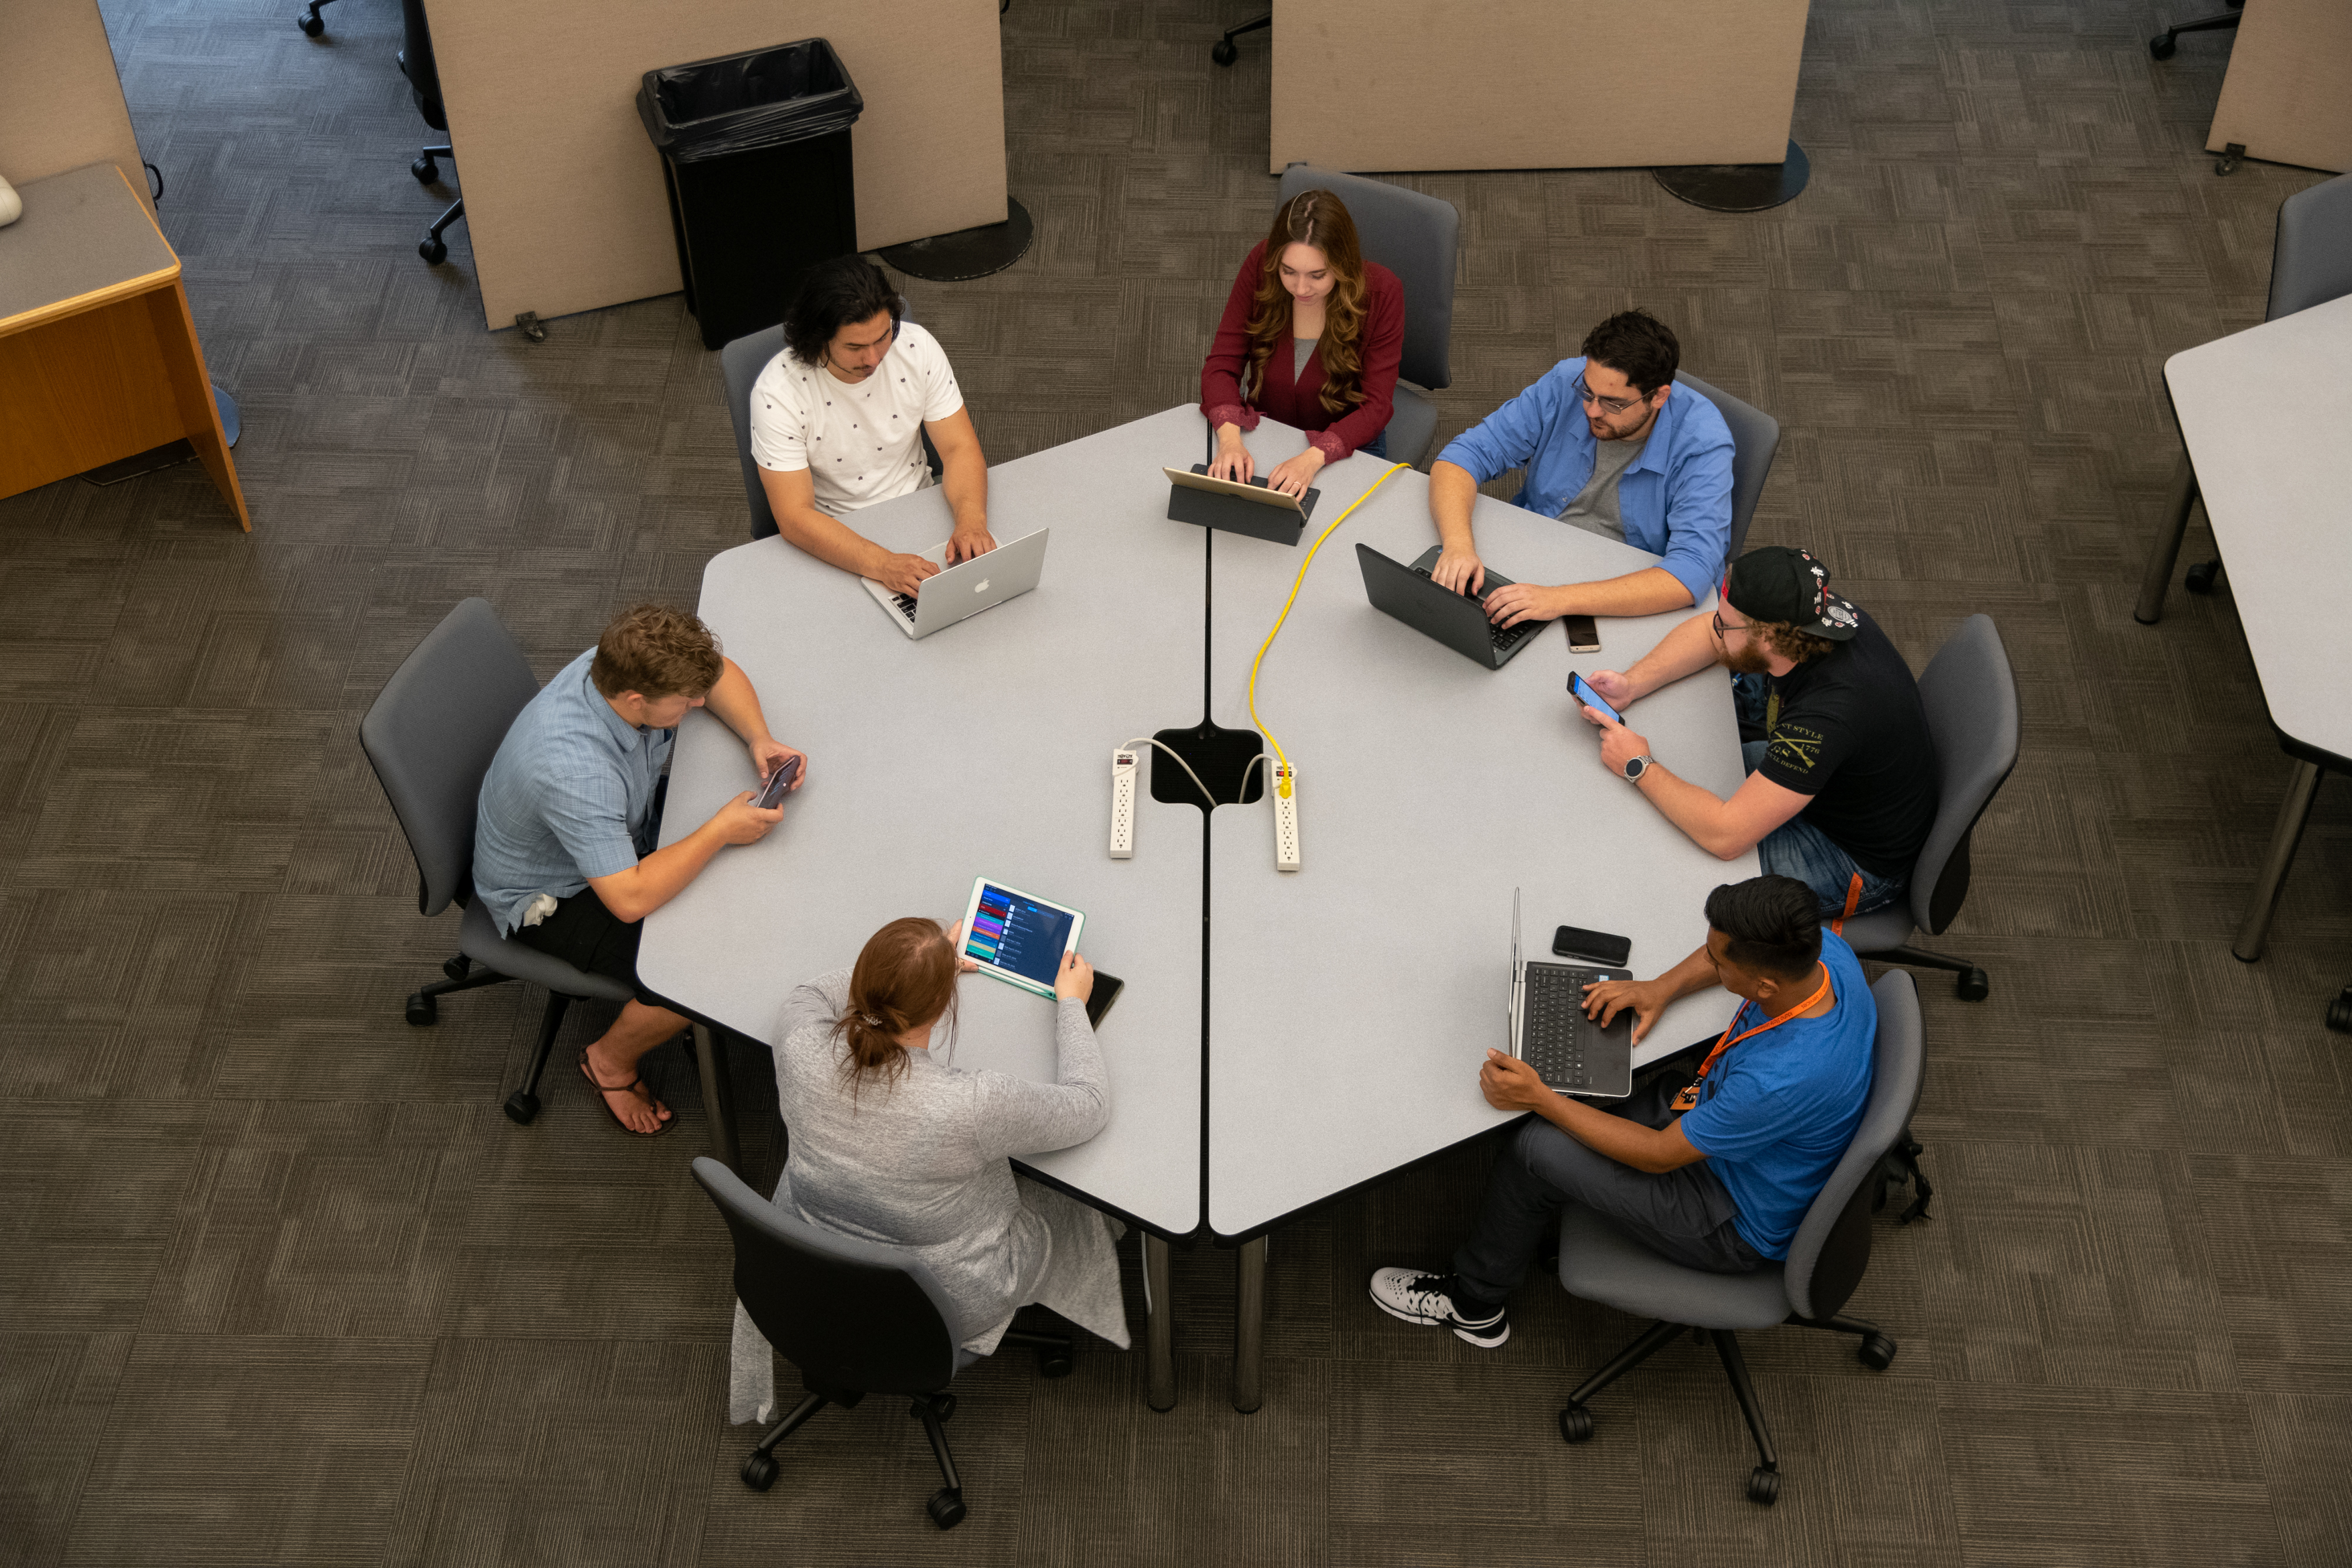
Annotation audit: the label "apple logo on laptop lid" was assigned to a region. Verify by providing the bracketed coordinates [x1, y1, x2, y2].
[973, 579, 990, 594]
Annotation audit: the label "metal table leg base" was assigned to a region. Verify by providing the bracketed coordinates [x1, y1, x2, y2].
[693, 1024, 743, 1176]
[1232, 1235, 1267, 1413]
[1145, 1234, 1176, 1412]
[2233, 760, 2324, 962]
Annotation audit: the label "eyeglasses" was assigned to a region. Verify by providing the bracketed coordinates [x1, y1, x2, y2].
[1573, 374, 1651, 417]
[1712, 610, 1756, 641]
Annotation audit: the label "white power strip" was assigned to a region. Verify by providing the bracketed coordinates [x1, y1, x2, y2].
[1110, 748, 1138, 859]
[1272, 763, 1301, 871]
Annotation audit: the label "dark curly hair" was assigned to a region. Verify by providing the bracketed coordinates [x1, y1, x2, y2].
[783, 256, 902, 369]
[1703, 875, 1824, 981]
[1581, 309, 1681, 397]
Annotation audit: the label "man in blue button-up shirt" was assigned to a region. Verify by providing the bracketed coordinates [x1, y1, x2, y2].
[1426, 310, 1735, 627]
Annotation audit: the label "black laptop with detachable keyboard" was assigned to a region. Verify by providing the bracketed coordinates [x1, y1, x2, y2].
[1358, 543, 1546, 668]
[1509, 889, 1633, 1098]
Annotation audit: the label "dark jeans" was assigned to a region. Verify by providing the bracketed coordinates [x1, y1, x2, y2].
[1451, 1072, 1763, 1304]
[1361, 426, 1388, 460]
[510, 888, 657, 1005]
[1729, 673, 1906, 918]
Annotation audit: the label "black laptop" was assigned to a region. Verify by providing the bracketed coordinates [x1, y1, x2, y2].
[1509, 890, 1633, 1098]
[1358, 544, 1545, 668]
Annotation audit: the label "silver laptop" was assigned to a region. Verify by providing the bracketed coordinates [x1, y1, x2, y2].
[860, 527, 1050, 639]
[1508, 888, 1633, 1098]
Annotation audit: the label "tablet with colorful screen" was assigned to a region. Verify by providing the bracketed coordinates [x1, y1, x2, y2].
[958, 878, 1086, 999]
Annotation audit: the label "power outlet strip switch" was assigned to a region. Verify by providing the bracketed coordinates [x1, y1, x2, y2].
[1110, 748, 1138, 859]
[1273, 763, 1301, 871]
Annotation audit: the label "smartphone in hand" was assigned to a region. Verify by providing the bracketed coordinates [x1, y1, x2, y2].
[1567, 670, 1623, 726]
[751, 755, 802, 810]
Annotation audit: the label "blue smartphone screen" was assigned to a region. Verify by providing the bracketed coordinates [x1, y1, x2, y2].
[1569, 672, 1622, 725]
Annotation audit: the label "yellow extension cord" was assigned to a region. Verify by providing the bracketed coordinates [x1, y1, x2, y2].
[1245, 461, 1412, 797]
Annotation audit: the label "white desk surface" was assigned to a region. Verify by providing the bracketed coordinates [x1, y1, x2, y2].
[1201, 424, 1750, 1238]
[639, 406, 1216, 1237]
[2166, 293, 2352, 765]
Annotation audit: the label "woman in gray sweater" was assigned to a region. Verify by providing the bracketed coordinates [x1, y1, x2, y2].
[736, 915, 1128, 1417]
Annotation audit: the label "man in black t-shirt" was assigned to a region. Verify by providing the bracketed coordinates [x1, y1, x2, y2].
[1573, 546, 1939, 916]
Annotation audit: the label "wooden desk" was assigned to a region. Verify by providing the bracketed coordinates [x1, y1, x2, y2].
[0, 162, 249, 529]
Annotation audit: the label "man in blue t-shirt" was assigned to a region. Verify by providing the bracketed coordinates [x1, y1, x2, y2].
[1369, 875, 1875, 1348]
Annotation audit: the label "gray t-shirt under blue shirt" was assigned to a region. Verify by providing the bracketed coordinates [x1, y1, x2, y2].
[1556, 429, 1649, 541]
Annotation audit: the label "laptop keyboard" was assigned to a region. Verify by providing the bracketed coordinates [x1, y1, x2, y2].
[892, 593, 918, 621]
[1522, 965, 1593, 1091]
[1411, 567, 1538, 650]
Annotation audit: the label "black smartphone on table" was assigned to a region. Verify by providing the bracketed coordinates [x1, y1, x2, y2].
[1565, 615, 1601, 653]
[751, 755, 801, 810]
[1553, 925, 1632, 968]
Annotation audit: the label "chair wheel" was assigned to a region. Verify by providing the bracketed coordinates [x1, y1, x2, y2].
[1956, 968, 1989, 1002]
[442, 955, 472, 981]
[1858, 1333, 1897, 1371]
[2148, 35, 2176, 59]
[412, 155, 439, 185]
[740, 1453, 777, 1492]
[298, 12, 325, 35]
[1748, 1466, 1780, 1505]
[405, 992, 436, 1026]
[420, 236, 448, 265]
[926, 1487, 967, 1529]
[2184, 560, 2220, 593]
[1558, 1403, 1593, 1444]
[1211, 38, 1239, 65]
[2327, 987, 2352, 1034]
[1038, 1350, 1074, 1379]
[503, 1089, 540, 1126]
[931, 1393, 956, 1420]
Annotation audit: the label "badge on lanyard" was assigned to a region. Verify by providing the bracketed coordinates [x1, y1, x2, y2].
[1672, 964, 1831, 1114]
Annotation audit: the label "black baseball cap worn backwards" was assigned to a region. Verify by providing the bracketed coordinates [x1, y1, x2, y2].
[1725, 546, 1861, 642]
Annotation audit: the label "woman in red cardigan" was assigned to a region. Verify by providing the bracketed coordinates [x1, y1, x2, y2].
[1201, 189, 1406, 498]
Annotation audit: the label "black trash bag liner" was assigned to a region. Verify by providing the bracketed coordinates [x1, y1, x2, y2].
[636, 38, 863, 164]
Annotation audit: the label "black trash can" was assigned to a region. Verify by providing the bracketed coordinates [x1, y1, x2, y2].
[637, 38, 863, 351]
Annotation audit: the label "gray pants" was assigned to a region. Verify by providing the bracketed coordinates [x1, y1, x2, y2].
[1451, 1072, 1763, 1304]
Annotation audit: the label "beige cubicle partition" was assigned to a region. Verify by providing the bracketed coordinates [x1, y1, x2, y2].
[1, 0, 153, 218]
[1268, 0, 1809, 174]
[430, 0, 1007, 332]
[2206, 0, 2352, 175]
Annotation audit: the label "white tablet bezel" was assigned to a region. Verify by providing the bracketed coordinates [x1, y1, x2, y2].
[958, 876, 1086, 999]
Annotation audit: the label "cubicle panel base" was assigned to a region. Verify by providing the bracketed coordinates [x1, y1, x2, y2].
[1653, 140, 1810, 213]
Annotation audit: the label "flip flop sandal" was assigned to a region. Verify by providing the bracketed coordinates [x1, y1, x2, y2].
[580, 1047, 674, 1137]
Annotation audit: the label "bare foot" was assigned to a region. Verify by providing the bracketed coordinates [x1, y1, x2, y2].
[583, 1040, 673, 1135]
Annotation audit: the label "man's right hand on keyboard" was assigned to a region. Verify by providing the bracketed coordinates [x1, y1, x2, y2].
[1582, 975, 1670, 1044]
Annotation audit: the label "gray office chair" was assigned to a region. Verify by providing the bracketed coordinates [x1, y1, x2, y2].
[720, 293, 940, 541]
[1673, 372, 1780, 563]
[1838, 613, 2018, 1004]
[360, 599, 636, 1125]
[1275, 165, 1460, 469]
[693, 1156, 1074, 1531]
[2141, 173, 2352, 616]
[1555, 969, 1923, 1506]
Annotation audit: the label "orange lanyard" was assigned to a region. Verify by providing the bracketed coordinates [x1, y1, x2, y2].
[1671, 964, 1832, 1112]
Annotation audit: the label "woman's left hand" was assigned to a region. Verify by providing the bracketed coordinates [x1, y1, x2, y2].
[1264, 446, 1327, 499]
[945, 921, 979, 972]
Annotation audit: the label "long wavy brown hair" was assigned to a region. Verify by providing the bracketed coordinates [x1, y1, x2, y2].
[1242, 190, 1370, 417]
[831, 917, 960, 1100]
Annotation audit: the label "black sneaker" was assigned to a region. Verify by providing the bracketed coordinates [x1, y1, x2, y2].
[1367, 1268, 1511, 1348]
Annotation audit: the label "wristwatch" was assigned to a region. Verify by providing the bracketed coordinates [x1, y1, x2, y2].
[1621, 754, 1655, 783]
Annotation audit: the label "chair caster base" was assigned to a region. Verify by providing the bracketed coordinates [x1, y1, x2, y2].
[2148, 34, 2176, 59]
[741, 1453, 777, 1492]
[420, 236, 449, 265]
[1748, 1465, 1780, 1505]
[298, 12, 325, 36]
[1558, 1402, 1593, 1443]
[926, 1486, 967, 1529]
[442, 955, 472, 981]
[2328, 987, 2352, 1034]
[405, 992, 436, 1026]
[503, 1089, 540, 1126]
[2184, 559, 2222, 594]
[1956, 968, 1990, 1002]
[1858, 1333, 1897, 1371]
[1211, 38, 1238, 64]
[412, 155, 439, 185]
[1038, 1350, 1074, 1379]
[930, 1393, 956, 1420]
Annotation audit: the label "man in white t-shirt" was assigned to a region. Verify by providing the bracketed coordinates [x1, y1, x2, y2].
[749, 256, 995, 597]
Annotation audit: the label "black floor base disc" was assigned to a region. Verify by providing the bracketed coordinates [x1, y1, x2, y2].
[1652, 141, 1810, 212]
[876, 196, 1035, 282]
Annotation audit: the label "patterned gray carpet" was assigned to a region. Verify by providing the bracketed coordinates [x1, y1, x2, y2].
[2, 0, 2347, 1563]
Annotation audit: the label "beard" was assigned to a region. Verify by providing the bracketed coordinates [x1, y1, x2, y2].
[1720, 637, 1773, 674]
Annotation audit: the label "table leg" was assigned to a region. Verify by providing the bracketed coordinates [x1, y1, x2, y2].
[693, 1024, 743, 1176]
[2133, 458, 2199, 625]
[2233, 760, 2325, 962]
[1232, 1234, 1267, 1413]
[1145, 1233, 1175, 1412]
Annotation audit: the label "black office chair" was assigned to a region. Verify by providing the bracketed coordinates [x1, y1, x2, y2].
[397, 0, 466, 266]
[297, 0, 341, 36]
[2149, 0, 2241, 59]
[692, 1156, 1074, 1531]
[1555, 969, 1923, 1505]
[359, 599, 637, 1125]
[719, 293, 941, 541]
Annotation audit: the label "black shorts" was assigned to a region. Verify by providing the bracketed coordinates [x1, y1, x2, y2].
[510, 889, 657, 1005]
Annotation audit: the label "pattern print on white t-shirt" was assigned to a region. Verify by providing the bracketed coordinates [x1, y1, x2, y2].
[747, 320, 967, 515]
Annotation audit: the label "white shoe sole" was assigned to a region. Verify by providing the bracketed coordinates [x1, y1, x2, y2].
[1368, 1280, 1511, 1348]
